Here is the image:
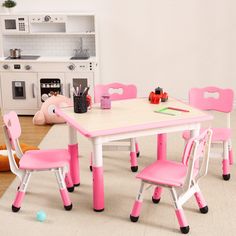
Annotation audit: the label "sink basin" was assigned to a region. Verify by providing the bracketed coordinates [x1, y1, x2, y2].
[70, 56, 90, 60]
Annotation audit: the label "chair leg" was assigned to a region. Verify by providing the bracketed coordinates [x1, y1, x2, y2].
[170, 187, 189, 234]
[135, 139, 140, 157]
[130, 138, 138, 172]
[228, 140, 233, 165]
[12, 171, 31, 212]
[152, 186, 162, 204]
[130, 181, 145, 222]
[65, 172, 74, 193]
[55, 168, 73, 211]
[222, 141, 230, 181]
[175, 208, 189, 234]
[90, 152, 93, 172]
[194, 191, 208, 214]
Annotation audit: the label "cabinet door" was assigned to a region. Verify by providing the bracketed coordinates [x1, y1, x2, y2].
[1, 72, 38, 110]
[65, 72, 94, 100]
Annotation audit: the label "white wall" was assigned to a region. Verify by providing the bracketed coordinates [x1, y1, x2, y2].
[2, 0, 236, 100]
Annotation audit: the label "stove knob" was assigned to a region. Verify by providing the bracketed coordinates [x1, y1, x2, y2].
[68, 64, 75, 71]
[44, 15, 51, 22]
[25, 65, 31, 70]
[3, 64, 9, 70]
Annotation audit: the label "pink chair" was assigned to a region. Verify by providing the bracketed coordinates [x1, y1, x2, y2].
[2, 111, 73, 212]
[92, 82, 140, 172]
[130, 129, 212, 234]
[183, 87, 234, 180]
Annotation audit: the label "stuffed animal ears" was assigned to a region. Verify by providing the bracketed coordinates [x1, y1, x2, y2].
[32, 111, 46, 125]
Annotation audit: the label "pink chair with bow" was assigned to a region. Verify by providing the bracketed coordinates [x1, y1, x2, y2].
[183, 87, 234, 180]
[2, 111, 73, 212]
[91, 82, 140, 172]
[130, 129, 212, 234]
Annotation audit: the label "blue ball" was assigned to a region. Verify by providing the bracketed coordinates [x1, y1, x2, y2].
[36, 210, 46, 222]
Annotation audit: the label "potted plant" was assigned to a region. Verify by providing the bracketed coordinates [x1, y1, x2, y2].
[2, 0, 17, 13]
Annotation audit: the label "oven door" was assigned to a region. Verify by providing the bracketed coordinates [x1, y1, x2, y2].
[65, 72, 94, 101]
[1, 72, 38, 113]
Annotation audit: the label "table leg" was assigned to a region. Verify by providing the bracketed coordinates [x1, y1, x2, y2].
[154, 133, 167, 201]
[68, 125, 80, 186]
[157, 133, 167, 161]
[92, 138, 104, 212]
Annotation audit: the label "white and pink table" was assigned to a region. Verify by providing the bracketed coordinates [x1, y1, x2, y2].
[55, 97, 212, 212]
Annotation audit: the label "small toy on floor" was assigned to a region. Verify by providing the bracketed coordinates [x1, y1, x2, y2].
[149, 86, 168, 104]
[36, 210, 46, 222]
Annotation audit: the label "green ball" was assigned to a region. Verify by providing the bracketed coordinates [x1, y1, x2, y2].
[36, 210, 46, 222]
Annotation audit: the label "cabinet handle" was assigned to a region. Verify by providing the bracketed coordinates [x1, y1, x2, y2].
[61, 83, 64, 95]
[32, 83, 36, 98]
[68, 83, 71, 98]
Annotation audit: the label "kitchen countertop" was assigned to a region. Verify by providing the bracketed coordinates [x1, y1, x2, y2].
[0, 56, 97, 63]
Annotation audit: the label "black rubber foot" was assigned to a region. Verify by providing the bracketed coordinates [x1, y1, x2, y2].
[90, 166, 93, 172]
[152, 197, 161, 204]
[74, 183, 80, 187]
[180, 226, 190, 234]
[223, 174, 230, 181]
[200, 205, 208, 214]
[136, 152, 140, 158]
[93, 208, 104, 212]
[12, 205, 20, 212]
[131, 166, 138, 172]
[130, 215, 139, 222]
[67, 186, 75, 192]
[64, 203, 73, 211]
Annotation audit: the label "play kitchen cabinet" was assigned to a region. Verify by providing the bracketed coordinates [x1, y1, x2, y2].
[0, 13, 98, 115]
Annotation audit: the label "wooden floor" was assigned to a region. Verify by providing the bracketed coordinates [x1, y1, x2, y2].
[0, 114, 51, 197]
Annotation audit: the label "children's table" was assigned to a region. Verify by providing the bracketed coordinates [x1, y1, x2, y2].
[55, 97, 213, 212]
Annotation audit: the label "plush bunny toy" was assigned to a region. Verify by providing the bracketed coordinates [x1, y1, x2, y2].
[33, 94, 72, 125]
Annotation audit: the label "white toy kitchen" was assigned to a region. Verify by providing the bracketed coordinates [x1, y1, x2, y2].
[0, 13, 98, 115]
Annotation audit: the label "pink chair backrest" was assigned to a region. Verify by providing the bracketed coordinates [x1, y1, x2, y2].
[189, 87, 234, 113]
[3, 111, 21, 149]
[182, 129, 211, 167]
[94, 83, 137, 103]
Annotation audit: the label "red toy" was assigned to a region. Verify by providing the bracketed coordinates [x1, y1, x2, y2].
[149, 87, 168, 104]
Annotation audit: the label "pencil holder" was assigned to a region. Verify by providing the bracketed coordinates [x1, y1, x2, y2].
[73, 95, 87, 113]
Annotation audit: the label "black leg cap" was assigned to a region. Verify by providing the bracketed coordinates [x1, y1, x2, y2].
[131, 166, 138, 172]
[90, 166, 93, 172]
[200, 205, 208, 214]
[223, 174, 230, 181]
[74, 183, 80, 187]
[12, 205, 20, 213]
[67, 186, 74, 192]
[180, 226, 190, 234]
[136, 152, 140, 158]
[64, 203, 73, 211]
[130, 215, 139, 222]
[93, 208, 104, 212]
[152, 197, 161, 204]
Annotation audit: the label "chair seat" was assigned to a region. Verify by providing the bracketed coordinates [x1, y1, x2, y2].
[136, 160, 188, 187]
[183, 128, 231, 142]
[19, 149, 70, 170]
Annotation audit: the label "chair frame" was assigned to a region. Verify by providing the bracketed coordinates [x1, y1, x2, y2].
[130, 129, 212, 234]
[91, 82, 140, 172]
[188, 86, 234, 180]
[2, 111, 73, 212]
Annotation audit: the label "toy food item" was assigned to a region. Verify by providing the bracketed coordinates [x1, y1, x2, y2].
[33, 95, 72, 125]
